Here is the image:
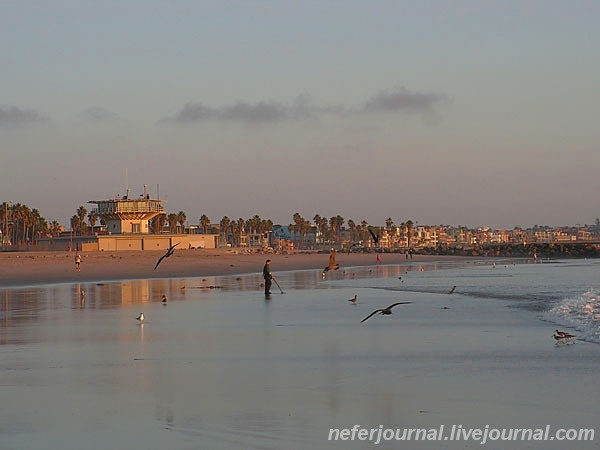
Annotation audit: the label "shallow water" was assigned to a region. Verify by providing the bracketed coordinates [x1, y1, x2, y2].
[1, 259, 599, 449]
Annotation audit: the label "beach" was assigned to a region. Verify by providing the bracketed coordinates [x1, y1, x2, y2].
[0, 248, 463, 287]
[1, 254, 599, 450]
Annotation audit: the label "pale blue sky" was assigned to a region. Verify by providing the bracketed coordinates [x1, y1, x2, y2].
[1, 0, 599, 229]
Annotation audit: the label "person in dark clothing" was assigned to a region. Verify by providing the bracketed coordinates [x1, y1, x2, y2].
[263, 259, 273, 295]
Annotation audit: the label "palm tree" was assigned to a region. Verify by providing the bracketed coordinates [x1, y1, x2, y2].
[347, 219, 357, 242]
[150, 214, 166, 234]
[88, 211, 99, 233]
[76, 206, 88, 235]
[70, 214, 82, 236]
[199, 214, 211, 234]
[177, 211, 187, 233]
[167, 213, 179, 233]
[329, 215, 345, 243]
[405, 220, 414, 249]
[219, 216, 231, 244]
[49, 220, 63, 238]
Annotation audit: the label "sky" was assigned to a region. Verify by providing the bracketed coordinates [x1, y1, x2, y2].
[1, 0, 599, 230]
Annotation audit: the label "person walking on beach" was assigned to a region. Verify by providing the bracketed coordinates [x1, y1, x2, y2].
[74, 253, 82, 272]
[263, 259, 273, 296]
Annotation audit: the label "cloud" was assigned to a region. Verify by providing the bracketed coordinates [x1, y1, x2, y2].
[167, 94, 320, 124]
[164, 88, 446, 124]
[0, 106, 46, 128]
[363, 87, 447, 115]
[79, 107, 118, 123]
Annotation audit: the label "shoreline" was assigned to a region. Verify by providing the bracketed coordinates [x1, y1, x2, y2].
[0, 249, 470, 288]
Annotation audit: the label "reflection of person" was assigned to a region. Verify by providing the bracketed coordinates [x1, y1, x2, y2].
[74, 253, 82, 272]
[263, 259, 272, 295]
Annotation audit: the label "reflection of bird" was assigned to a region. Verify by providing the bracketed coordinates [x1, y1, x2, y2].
[322, 248, 340, 275]
[448, 286, 456, 294]
[368, 228, 380, 245]
[136, 312, 145, 322]
[361, 302, 414, 323]
[161, 294, 168, 304]
[154, 243, 179, 270]
[348, 295, 358, 305]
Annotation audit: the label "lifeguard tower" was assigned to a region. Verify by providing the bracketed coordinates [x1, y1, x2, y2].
[89, 185, 165, 234]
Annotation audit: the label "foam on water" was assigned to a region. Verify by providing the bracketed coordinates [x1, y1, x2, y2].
[543, 288, 600, 344]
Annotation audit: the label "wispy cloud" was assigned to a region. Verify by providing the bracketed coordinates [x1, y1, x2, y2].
[362, 87, 448, 114]
[0, 106, 46, 128]
[164, 88, 446, 124]
[79, 107, 118, 123]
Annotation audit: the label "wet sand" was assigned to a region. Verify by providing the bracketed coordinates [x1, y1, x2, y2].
[2, 257, 599, 449]
[0, 249, 463, 287]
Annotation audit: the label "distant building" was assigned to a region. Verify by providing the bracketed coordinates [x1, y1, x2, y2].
[88, 189, 165, 234]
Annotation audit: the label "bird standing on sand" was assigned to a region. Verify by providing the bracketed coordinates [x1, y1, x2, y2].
[322, 248, 340, 276]
[361, 302, 414, 323]
[348, 295, 358, 305]
[553, 329, 576, 343]
[154, 243, 179, 270]
[136, 312, 145, 322]
[161, 294, 168, 304]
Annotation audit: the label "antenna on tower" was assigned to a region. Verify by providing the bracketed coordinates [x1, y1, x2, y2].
[125, 168, 129, 199]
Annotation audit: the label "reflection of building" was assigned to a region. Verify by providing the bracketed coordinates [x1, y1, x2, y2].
[89, 189, 165, 235]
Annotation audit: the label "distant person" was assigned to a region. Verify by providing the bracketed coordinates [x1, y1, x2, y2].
[74, 253, 82, 272]
[263, 259, 273, 296]
[376, 254, 381, 265]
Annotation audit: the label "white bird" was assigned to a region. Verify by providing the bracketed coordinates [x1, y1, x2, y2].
[136, 312, 145, 322]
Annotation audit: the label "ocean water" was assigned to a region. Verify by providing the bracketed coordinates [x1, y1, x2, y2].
[1, 258, 599, 450]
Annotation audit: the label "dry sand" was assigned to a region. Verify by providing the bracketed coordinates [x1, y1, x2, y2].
[0, 249, 464, 287]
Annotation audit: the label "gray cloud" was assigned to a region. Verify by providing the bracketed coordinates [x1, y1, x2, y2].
[165, 88, 446, 124]
[0, 106, 46, 128]
[79, 107, 118, 123]
[363, 87, 447, 114]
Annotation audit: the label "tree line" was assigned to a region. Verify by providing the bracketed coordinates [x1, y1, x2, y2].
[1, 201, 417, 249]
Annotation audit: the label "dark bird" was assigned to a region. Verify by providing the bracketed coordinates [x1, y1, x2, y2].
[368, 228, 380, 245]
[322, 248, 340, 275]
[348, 295, 358, 305]
[361, 302, 414, 323]
[161, 294, 168, 304]
[448, 286, 456, 294]
[553, 329, 576, 343]
[154, 243, 179, 270]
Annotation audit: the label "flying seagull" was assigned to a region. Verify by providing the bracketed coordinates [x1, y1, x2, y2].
[348, 295, 358, 305]
[154, 243, 179, 270]
[136, 312, 145, 322]
[361, 302, 414, 323]
[322, 248, 340, 275]
[368, 228, 380, 245]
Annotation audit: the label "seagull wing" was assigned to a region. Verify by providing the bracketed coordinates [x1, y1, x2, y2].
[361, 309, 383, 323]
[368, 228, 379, 244]
[387, 301, 414, 310]
[154, 254, 166, 270]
